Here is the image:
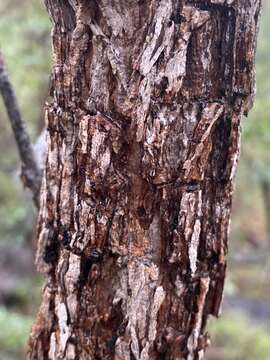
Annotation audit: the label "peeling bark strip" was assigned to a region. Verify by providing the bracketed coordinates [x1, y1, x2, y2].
[28, 0, 261, 359]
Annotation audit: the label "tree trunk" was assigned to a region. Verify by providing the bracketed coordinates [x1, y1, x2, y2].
[28, 1, 261, 359]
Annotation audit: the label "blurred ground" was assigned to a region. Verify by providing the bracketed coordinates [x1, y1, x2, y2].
[0, 1, 270, 359]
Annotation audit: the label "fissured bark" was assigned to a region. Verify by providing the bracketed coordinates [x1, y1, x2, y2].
[28, 1, 261, 359]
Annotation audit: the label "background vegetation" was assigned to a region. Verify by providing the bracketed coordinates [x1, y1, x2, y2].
[0, 1, 270, 359]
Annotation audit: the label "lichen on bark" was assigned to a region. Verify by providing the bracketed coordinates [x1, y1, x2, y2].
[28, 0, 261, 359]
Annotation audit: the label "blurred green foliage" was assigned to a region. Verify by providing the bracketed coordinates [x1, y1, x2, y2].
[0, 0, 50, 246]
[243, 0, 270, 184]
[0, 2, 50, 357]
[0, 306, 32, 360]
[209, 312, 270, 360]
[231, 0, 270, 250]
[0, 0, 51, 139]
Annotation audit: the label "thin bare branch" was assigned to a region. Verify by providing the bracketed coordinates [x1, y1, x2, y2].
[0, 50, 41, 207]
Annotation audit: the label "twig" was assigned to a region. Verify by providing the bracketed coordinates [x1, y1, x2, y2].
[0, 51, 41, 207]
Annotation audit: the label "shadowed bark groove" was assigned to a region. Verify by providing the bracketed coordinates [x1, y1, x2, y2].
[28, 0, 261, 359]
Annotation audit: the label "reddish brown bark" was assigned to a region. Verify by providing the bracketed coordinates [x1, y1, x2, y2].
[28, 1, 261, 359]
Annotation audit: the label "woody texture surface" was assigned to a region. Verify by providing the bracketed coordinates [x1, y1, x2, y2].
[28, 0, 261, 359]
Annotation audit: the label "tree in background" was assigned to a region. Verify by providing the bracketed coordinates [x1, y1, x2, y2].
[0, 1, 50, 246]
[24, 0, 261, 359]
[0, 3, 51, 358]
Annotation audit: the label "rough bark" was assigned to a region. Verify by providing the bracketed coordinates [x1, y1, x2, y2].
[28, 1, 261, 359]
